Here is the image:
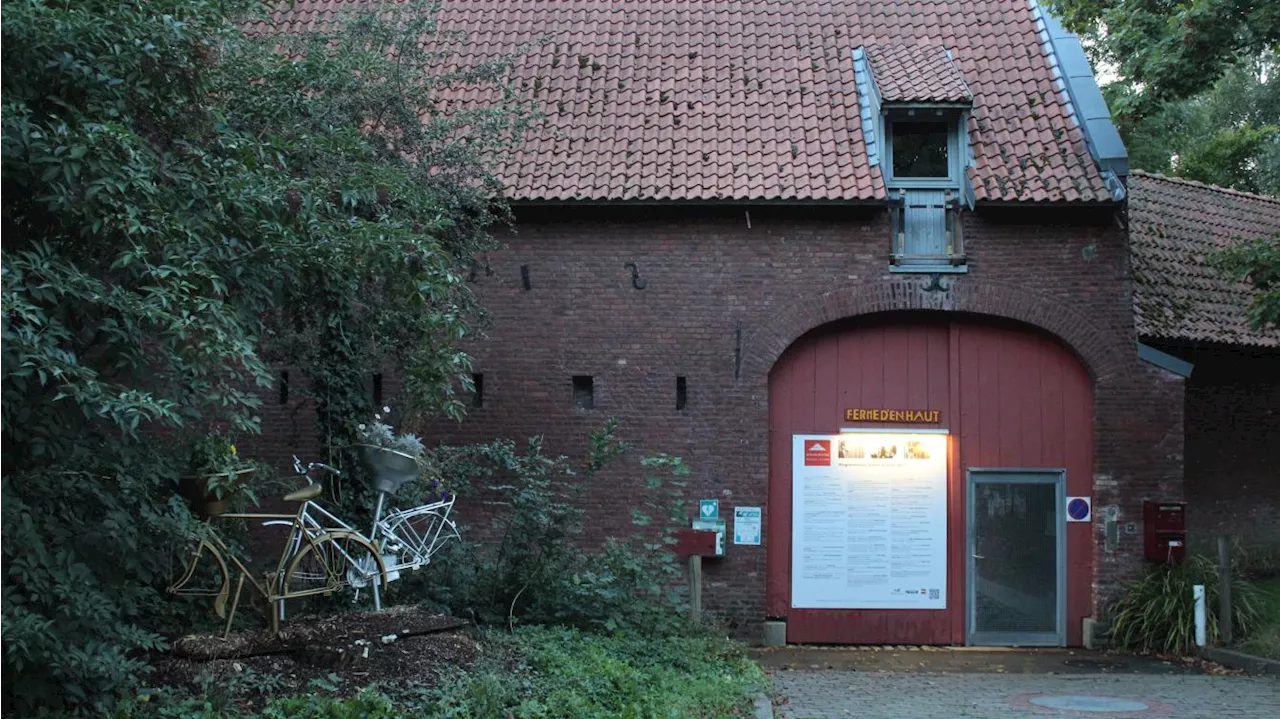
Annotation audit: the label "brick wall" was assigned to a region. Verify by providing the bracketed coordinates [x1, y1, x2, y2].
[248, 202, 1187, 636]
[1181, 349, 1280, 552]
[435, 204, 1184, 631]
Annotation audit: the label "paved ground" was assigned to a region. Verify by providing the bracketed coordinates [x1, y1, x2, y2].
[753, 647, 1208, 674]
[764, 649, 1280, 719]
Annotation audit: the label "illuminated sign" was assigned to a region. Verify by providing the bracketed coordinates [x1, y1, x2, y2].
[792, 431, 949, 610]
[845, 408, 941, 423]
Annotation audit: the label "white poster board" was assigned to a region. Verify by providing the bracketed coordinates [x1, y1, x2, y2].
[791, 433, 948, 609]
[734, 506, 762, 545]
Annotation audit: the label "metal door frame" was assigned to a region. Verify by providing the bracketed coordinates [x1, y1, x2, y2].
[966, 468, 1066, 647]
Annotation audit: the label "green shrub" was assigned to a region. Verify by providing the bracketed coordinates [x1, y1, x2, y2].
[2, 0, 527, 711]
[1107, 554, 1265, 653]
[398, 627, 766, 719]
[397, 421, 694, 636]
[1240, 577, 1280, 659]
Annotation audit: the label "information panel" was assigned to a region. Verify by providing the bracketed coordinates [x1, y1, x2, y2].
[791, 433, 948, 609]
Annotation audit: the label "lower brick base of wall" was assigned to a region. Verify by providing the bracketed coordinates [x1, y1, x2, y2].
[1182, 351, 1280, 556]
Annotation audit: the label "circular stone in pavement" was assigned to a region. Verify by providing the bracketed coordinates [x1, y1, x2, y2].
[1008, 692, 1173, 715]
[1030, 696, 1150, 712]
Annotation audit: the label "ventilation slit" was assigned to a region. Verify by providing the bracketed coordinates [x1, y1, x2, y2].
[572, 375, 594, 409]
[472, 373, 484, 408]
[676, 376, 687, 410]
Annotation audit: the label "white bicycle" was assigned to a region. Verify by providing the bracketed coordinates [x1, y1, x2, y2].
[292, 455, 461, 610]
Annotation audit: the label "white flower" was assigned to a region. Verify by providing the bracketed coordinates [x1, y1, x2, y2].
[382, 406, 391, 414]
[358, 424, 366, 431]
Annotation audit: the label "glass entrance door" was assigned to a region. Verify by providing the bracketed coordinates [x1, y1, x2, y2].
[967, 470, 1065, 646]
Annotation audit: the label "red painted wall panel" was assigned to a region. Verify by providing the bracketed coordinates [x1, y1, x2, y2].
[768, 315, 1093, 645]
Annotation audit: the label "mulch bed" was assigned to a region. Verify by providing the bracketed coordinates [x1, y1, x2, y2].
[149, 606, 479, 707]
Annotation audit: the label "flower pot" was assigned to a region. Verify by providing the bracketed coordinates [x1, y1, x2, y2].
[357, 444, 419, 495]
[178, 469, 255, 518]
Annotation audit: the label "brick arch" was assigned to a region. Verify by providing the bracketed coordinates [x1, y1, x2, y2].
[740, 277, 1125, 386]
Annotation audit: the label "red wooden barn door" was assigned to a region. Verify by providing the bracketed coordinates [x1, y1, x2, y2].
[766, 314, 1093, 646]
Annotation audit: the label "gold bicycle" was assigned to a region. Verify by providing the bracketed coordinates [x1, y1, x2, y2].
[167, 460, 387, 636]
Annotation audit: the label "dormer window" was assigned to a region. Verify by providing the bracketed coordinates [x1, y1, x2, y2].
[853, 44, 973, 273]
[889, 120, 954, 182]
[886, 111, 966, 272]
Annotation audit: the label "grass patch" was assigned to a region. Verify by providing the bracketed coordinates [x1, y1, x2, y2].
[1239, 577, 1280, 659]
[114, 626, 766, 718]
[461, 626, 768, 718]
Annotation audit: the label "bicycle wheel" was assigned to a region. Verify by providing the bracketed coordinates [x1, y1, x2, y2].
[167, 539, 231, 618]
[281, 531, 386, 599]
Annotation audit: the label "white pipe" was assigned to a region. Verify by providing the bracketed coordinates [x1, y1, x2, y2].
[1193, 584, 1206, 647]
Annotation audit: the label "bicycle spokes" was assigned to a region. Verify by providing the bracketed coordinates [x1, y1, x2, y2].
[374, 499, 459, 576]
[283, 531, 385, 599]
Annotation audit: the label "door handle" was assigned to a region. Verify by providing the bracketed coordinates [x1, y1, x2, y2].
[972, 554, 986, 560]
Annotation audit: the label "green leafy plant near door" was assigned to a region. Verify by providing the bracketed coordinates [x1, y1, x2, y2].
[1107, 554, 1265, 654]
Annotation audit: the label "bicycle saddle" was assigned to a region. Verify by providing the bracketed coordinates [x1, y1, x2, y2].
[282, 484, 323, 503]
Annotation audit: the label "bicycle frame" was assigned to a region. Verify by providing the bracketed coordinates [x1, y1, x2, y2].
[371, 496, 461, 576]
[288, 453, 461, 588]
[170, 498, 381, 636]
[172, 455, 460, 625]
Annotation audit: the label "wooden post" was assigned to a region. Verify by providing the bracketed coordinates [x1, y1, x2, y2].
[688, 555, 703, 623]
[1218, 535, 1233, 645]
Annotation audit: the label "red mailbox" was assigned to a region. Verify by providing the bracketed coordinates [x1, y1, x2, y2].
[1143, 500, 1187, 563]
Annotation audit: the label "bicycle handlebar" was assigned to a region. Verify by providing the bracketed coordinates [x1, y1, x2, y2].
[291, 454, 342, 482]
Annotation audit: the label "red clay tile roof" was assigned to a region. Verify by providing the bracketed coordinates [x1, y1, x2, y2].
[866, 44, 972, 104]
[1130, 172, 1280, 348]
[258, 1, 1114, 203]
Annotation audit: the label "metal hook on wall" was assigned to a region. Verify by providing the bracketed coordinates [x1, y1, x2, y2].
[921, 273, 950, 293]
[624, 262, 647, 290]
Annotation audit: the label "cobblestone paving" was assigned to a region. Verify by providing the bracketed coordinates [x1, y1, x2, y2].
[771, 670, 1280, 718]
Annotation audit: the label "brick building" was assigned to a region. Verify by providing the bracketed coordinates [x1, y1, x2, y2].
[258, 1, 1277, 646]
[1129, 172, 1280, 554]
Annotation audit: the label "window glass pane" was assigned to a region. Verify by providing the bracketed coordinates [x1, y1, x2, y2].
[892, 122, 949, 178]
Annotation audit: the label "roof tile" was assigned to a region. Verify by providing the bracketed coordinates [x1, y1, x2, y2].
[1130, 172, 1280, 347]
[259, 0, 1114, 203]
[866, 43, 972, 103]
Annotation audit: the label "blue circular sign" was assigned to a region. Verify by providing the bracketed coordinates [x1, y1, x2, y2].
[1067, 498, 1091, 521]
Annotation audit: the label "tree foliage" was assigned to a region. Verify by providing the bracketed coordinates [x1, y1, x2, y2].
[1053, 3, 1280, 328]
[1116, 61, 1280, 195]
[1, 0, 528, 711]
[1049, 0, 1280, 108]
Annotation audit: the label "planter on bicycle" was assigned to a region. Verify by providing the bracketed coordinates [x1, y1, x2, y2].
[356, 444, 418, 495]
[178, 468, 256, 518]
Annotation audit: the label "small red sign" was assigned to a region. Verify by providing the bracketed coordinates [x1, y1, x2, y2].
[804, 440, 831, 466]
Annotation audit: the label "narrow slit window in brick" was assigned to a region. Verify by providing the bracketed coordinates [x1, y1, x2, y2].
[572, 375, 594, 409]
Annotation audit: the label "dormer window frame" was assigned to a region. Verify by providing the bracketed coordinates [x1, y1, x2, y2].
[882, 104, 969, 190]
[882, 103, 972, 274]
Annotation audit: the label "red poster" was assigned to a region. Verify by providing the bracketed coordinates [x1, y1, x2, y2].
[803, 439, 831, 466]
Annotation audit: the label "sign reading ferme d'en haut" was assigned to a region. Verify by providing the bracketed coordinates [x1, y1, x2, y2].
[845, 408, 941, 423]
